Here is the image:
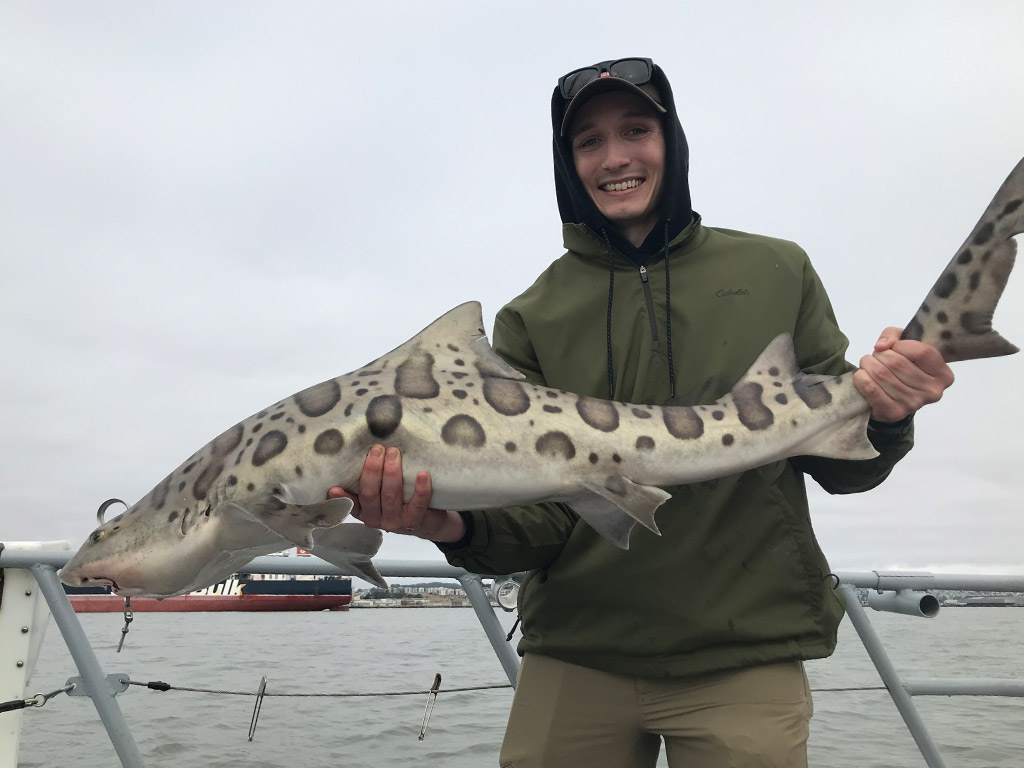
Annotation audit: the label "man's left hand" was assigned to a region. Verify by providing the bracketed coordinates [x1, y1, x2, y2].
[852, 327, 955, 423]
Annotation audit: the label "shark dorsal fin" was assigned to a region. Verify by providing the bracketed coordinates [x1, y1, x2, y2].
[364, 301, 525, 381]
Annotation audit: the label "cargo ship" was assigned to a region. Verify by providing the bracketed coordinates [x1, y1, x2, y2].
[63, 549, 352, 612]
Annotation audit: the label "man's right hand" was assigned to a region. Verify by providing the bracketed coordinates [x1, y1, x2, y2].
[326, 445, 467, 543]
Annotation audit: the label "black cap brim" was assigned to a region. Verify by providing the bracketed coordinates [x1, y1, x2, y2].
[560, 77, 666, 137]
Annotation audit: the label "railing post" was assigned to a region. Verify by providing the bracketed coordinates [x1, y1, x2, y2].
[457, 574, 520, 687]
[29, 564, 146, 768]
[839, 585, 947, 768]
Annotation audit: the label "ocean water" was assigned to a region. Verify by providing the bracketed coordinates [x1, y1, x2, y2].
[14, 606, 1024, 767]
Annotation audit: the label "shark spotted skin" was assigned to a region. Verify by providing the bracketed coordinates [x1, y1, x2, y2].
[61, 158, 1024, 598]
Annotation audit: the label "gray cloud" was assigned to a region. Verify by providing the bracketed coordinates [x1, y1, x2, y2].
[3, 1, 1023, 582]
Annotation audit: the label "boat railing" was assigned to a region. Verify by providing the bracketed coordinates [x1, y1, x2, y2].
[1, 546, 1023, 768]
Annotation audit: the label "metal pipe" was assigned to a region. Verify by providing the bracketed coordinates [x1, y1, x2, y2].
[840, 585, 947, 768]
[903, 678, 1024, 697]
[457, 574, 520, 687]
[28, 564, 145, 768]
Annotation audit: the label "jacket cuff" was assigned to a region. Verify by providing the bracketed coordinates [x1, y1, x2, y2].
[434, 510, 476, 554]
[867, 413, 914, 438]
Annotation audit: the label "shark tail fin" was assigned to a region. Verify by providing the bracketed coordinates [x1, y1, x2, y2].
[904, 156, 1024, 363]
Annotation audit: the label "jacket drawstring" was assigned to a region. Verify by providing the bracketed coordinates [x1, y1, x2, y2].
[601, 227, 616, 400]
[663, 220, 676, 399]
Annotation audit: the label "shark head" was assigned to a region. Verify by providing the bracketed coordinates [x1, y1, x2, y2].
[60, 491, 271, 597]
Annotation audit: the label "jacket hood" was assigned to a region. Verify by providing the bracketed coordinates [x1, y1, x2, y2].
[550, 62, 693, 261]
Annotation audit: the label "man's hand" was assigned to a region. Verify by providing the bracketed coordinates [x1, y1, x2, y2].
[327, 445, 466, 542]
[852, 327, 955, 423]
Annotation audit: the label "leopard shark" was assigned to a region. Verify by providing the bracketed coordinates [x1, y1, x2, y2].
[61, 156, 1024, 597]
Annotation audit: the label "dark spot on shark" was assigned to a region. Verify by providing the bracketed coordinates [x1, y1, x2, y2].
[543, 404, 562, 413]
[178, 481, 186, 492]
[369, 381, 379, 386]
[505, 441, 517, 452]
[941, 330, 953, 340]
[631, 408, 652, 419]
[298, 425, 306, 433]
[252, 431, 288, 467]
[636, 436, 655, 451]
[664, 407, 704, 439]
[535, 431, 576, 460]
[395, 350, 441, 398]
[228, 475, 238, 485]
[359, 369, 382, 376]
[453, 390, 468, 399]
[167, 510, 178, 523]
[795, 378, 832, 409]
[253, 423, 263, 434]
[152, 474, 172, 511]
[211, 423, 244, 458]
[769, 367, 780, 377]
[441, 414, 486, 448]
[454, 359, 465, 366]
[723, 434, 735, 446]
[344, 404, 353, 417]
[903, 317, 924, 342]
[712, 410, 724, 421]
[245, 437, 254, 447]
[314, 429, 345, 455]
[969, 271, 981, 291]
[936, 311, 948, 323]
[483, 378, 531, 416]
[295, 466, 303, 477]
[589, 452, 599, 464]
[733, 382, 774, 431]
[972, 221, 995, 246]
[294, 379, 342, 417]
[933, 272, 957, 299]
[612, 453, 622, 463]
[605, 475, 627, 496]
[366, 395, 403, 438]
[270, 412, 285, 420]
[351, 381, 361, 387]
[960, 312, 991, 335]
[247, 483, 255, 492]
[546, 391, 558, 399]
[999, 199, 1023, 218]
[576, 397, 619, 432]
[775, 393, 788, 405]
[957, 249, 974, 265]
[356, 389, 368, 396]
[183, 461, 198, 474]
[447, 344, 460, 352]
[452, 371, 469, 379]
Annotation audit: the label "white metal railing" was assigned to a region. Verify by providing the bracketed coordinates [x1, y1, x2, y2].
[2, 546, 1023, 768]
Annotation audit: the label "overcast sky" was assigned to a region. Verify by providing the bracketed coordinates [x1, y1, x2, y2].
[2, 2, 1023, 586]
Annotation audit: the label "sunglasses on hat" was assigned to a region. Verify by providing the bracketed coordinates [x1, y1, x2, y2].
[558, 58, 655, 100]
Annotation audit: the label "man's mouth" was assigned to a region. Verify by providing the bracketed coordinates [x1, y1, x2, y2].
[600, 178, 643, 192]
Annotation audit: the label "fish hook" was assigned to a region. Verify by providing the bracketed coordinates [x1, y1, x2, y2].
[97, 498, 128, 525]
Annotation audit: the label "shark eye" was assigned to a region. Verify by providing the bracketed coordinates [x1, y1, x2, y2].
[90, 531, 103, 543]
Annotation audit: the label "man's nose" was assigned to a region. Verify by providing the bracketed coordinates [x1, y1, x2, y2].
[602, 138, 631, 168]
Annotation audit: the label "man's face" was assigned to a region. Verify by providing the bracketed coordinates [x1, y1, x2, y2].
[570, 90, 666, 246]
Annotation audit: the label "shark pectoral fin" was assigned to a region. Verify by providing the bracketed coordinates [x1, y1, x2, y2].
[794, 411, 878, 461]
[572, 478, 672, 548]
[309, 524, 387, 589]
[237, 496, 354, 549]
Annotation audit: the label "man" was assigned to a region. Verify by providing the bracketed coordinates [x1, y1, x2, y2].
[330, 58, 953, 767]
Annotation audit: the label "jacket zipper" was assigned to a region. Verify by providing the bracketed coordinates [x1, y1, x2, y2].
[638, 265, 659, 341]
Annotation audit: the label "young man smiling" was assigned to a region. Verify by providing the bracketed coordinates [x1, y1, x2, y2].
[331, 58, 954, 766]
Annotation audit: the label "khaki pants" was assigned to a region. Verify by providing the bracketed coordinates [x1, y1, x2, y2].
[499, 655, 812, 768]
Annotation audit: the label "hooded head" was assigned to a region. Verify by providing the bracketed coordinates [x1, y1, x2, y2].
[551, 57, 693, 258]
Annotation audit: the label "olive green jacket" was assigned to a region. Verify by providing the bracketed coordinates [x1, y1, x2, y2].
[442, 218, 913, 678]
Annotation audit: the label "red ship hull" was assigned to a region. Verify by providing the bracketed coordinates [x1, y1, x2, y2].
[68, 593, 351, 613]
